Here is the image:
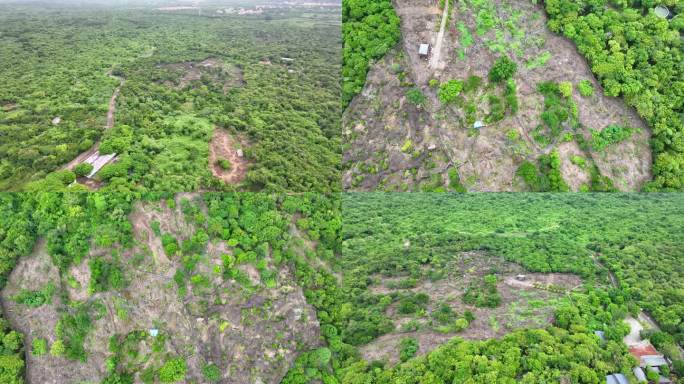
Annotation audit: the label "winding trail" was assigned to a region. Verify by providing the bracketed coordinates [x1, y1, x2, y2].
[62, 71, 124, 172]
[429, 1, 450, 70]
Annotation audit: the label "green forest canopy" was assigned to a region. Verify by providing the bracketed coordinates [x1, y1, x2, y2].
[283, 193, 684, 383]
[536, 0, 684, 190]
[0, 5, 341, 193]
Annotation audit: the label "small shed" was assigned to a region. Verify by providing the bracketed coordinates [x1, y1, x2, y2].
[515, 274, 526, 281]
[473, 120, 485, 129]
[419, 44, 430, 59]
[633, 367, 647, 382]
[149, 329, 159, 337]
[606, 373, 629, 384]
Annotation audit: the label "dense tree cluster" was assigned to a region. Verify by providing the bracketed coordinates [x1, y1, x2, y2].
[342, 0, 401, 104]
[543, 0, 684, 190]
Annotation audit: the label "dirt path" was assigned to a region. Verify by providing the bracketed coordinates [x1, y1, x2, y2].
[62, 72, 123, 172]
[624, 316, 645, 346]
[208, 128, 248, 184]
[429, 1, 450, 70]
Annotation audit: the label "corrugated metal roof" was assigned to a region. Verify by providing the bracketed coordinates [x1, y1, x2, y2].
[629, 343, 660, 360]
[633, 367, 647, 382]
[606, 374, 629, 384]
[84, 151, 117, 178]
[641, 355, 667, 367]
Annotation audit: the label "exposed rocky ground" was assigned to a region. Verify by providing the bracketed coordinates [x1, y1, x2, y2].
[343, 0, 651, 191]
[1, 195, 320, 383]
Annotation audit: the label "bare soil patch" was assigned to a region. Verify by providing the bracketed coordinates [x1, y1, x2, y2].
[344, 0, 651, 191]
[361, 251, 581, 365]
[208, 127, 249, 185]
[1, 239, 103, 384]
[2, 199, 321, 383]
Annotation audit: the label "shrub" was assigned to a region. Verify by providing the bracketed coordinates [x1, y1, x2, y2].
[399, 337, 418, 362]
[489, 56, 517, 83]
[577, 80, 594, 97]
[428, 79, 439, 88]
[159, 358, 187, 383]
[161, 234, 179, 256]
[453, 318, 469, 332]
[438, 80, 464, 103]
[49, 340, 65, 357]
[406, 88, 426, 105]
[401, 139, 413, 153]
[31, 338, 47, 356]
[73, 163, 94, 177]
[516, 161, 540, 191]
[216, 158, 231, 171]
[448, 168, 466, 192]
[591, 125, 634, 151]
[559, 81, 573, 98]
[463, 75, 482, 93]
[201, 363, 221, 382]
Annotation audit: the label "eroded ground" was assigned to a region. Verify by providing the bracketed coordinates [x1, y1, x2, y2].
[1, 195, 320, 383]
[360, 251, 580, 364]
[343, 0, 651, 191]
[208, 128, 249, 186]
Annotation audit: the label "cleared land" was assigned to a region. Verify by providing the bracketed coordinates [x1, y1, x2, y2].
[1, 196, 320, 383]
[343, 0, 651, 192]
[360, 251, 580, 364]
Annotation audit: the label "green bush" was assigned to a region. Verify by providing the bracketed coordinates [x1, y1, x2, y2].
[159, 358, 187, 383]
[489, 56, 517, 83]
[31, 338, 47, 357]
[577, 80, 594, 97]
[201, 363, 221, 382]
[49, 340, 65, 357]
[399, 337, 418, 362]
[591, 125, 634, 151]
[464, 75, 482, 93]
[558, 81, 573, 98]
[216, 158, 232, 171]
[447, 168, 466, 192]
[438, 80, 464, 103]
[73, 163, 94, 177]
[406, 88, 426, 105]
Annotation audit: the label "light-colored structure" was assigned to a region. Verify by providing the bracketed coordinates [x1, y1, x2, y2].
[83, 151, 117, 178]
[641, 355, 668, 368]
[606, 373, 629, 384]
[594, 330, 606, 342]
[633, 367, 646, 382]
[654, 6, 670, 19]
[419, 44, 430, 58]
